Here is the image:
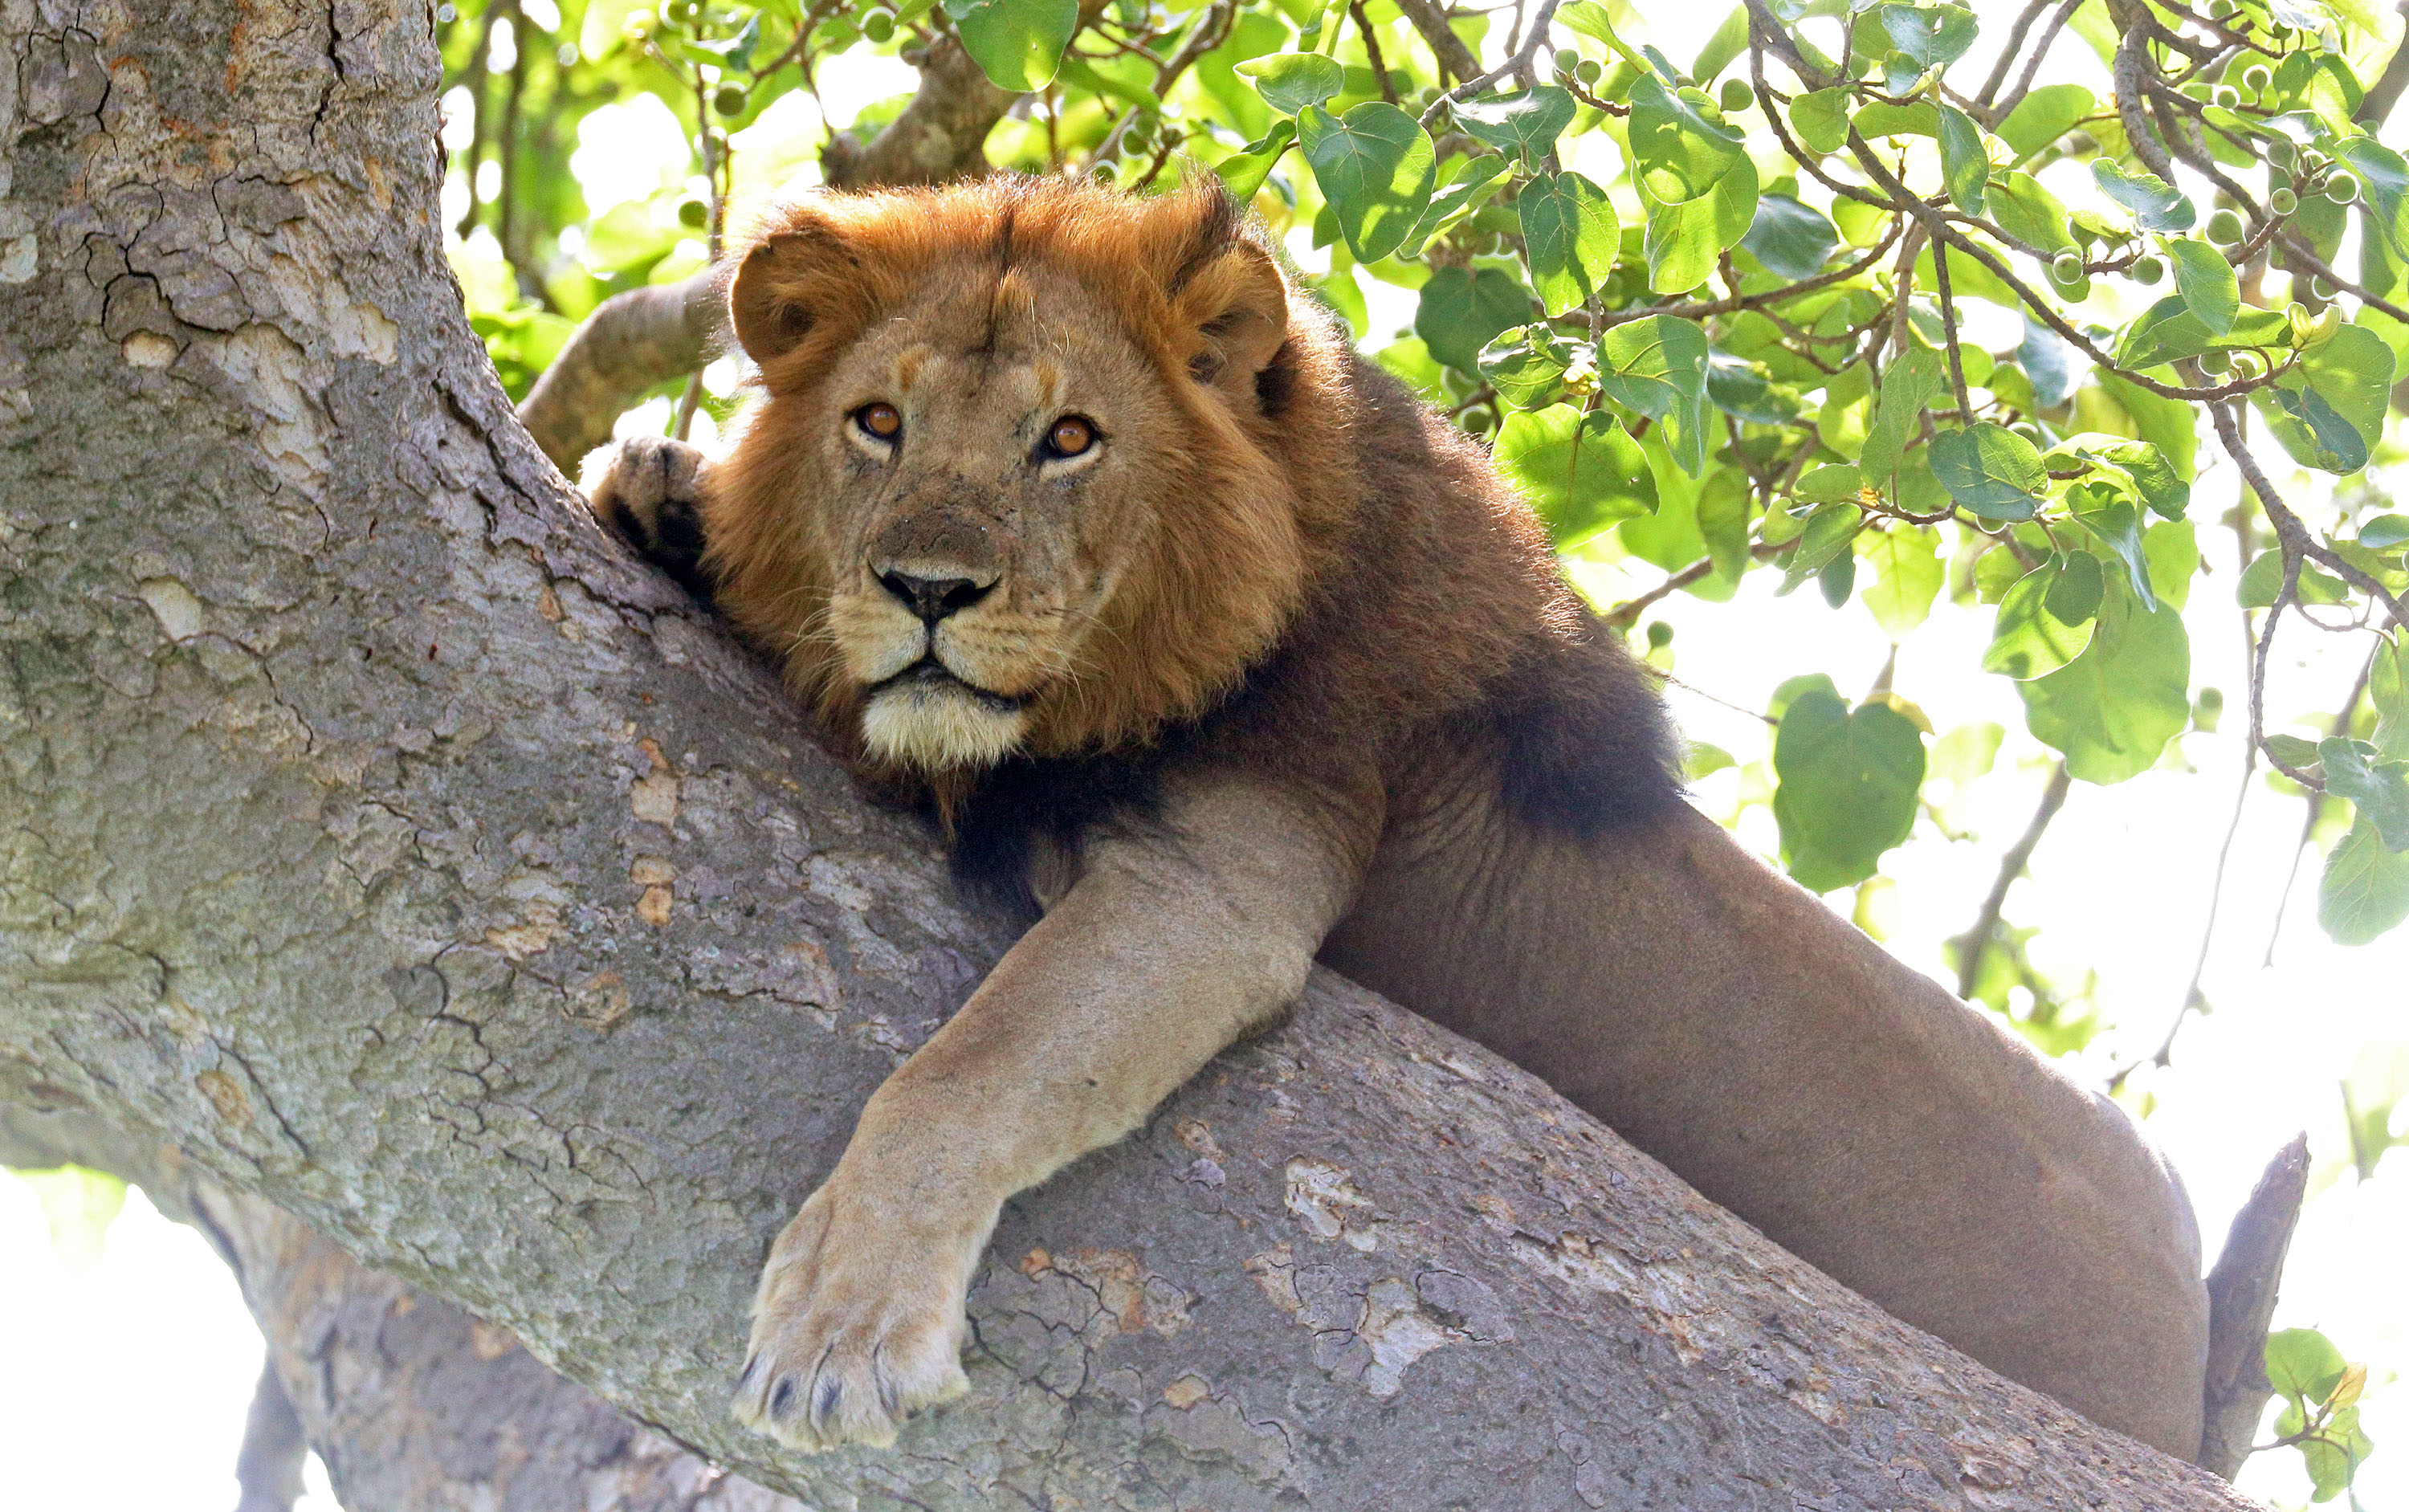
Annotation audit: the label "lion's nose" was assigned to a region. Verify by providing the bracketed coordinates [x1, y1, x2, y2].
[879, 570, 993, 624]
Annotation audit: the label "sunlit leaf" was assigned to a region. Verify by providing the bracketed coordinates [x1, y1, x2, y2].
[1929, 423, 2047, 521]
[944, 0, 1079, 91]
[1298, 103, 1437, 263]
[1773, 689, 1927, 892]
[1493, 405, 1657, 544]
[1518, 171, 1620, 316]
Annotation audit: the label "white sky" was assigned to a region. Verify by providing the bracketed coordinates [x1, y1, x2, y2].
[10, 10, 2407, 1511]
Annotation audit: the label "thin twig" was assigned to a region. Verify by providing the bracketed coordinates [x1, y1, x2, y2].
[1421, 0, 1564, 131]
[1951, 762, 2073, 1000]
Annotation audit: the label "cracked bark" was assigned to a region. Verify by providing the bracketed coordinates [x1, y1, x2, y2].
[0, 2, 2262, 1509]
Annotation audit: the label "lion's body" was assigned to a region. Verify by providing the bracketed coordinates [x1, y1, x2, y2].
[584, 175, 2212, 1461]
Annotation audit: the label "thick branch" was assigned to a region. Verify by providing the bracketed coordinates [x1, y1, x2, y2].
[517, 271, 726, 471]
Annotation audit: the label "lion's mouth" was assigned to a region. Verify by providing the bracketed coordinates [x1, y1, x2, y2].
[868, 656, 1028, 715]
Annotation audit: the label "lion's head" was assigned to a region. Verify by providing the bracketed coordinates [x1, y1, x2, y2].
[704, 176, 1344, 784]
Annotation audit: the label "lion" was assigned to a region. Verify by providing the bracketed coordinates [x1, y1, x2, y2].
[582, 173, 2252, 1464]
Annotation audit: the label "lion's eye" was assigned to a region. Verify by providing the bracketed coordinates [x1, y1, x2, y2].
[1042, 415, 1097, 460]
[854, 402, 902, 442]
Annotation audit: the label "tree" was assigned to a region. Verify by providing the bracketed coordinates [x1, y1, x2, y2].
[0, 0, 2385, 1506]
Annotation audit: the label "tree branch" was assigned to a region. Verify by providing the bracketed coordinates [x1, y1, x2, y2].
[1392, 0, 1485, 84]
[1951, 761, 2073, 1000]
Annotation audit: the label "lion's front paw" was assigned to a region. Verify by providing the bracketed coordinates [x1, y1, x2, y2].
[731, 1184, 985, 1452]
[579, 434, 714, 597]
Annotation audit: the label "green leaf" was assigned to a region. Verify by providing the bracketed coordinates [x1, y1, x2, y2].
[2336, 135, 2409, 255]
[2166, 238, 2239, 338]
[1416, 265, 1535, 372]
[1493, 405, 1657, 544]
[1991, 172, 2076, 253]
[2145, 520, 2198, 610]
[1705, 353, 1800, 424]
[2267, 1327, 2351, 1405]
[1698, 467, 1753, 580]
[1997, 83, 2093, 161]
[944, 0, 1079, 91]
[1779, 500, 1861, 593]
[1790, 88, 1851, 154]
[2097, 373, 2200, 480]
[1792, 463, 1864, 504]
[1858, 525, 1942, 638]
[2361, 514, 2409, 548]
[1400, 155, 1510, 257]
[2321, 815, 2409, 942]
[1453, 87, 1579, 169]
[1628, 75, 1747, 203]
[1742, 194, 1838, 279]
[1860, 346, 1943, 487]
[1877, 2, 1978, 72]
[2374, 632, 2409, 760]
[1238, 53, 1344, 116]
[1852, 99, 1940, 139]
[2237, 548, 2352, 608]
[2321, 738, 2409, 850]
[1773, 689, 1928, 892]
[1598, 315, 1713, 475]
[2070, 484, 2156, 608]
[1929, 423, 2047, 520]
[1983, 558, 2098, 679]
[1519, 171, 1620, 316]
[1556, 0, 1649, 72]
[1936, 106, 1987, 216]
[1478, 325, 1573, 409]
[1215, 118, 1297, 202]
[2112, 295, 2289, 370]
[2021, 311, 2085, 406]
[1644, 157, 1759, 294]
[2020, 580, 2191, 784]
[1299, 103, 1437, 263]
[2253, 323, 2396, 475]
[2093, 159, 2197, 233]
[2051, 434, 2191, 522]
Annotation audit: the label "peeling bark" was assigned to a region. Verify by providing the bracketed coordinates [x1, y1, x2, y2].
[0, 2, 2264, 1509]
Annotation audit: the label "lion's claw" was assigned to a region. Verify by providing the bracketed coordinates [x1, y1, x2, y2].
[579, 434, 715, 598]
[731, 1185, 982, 1452]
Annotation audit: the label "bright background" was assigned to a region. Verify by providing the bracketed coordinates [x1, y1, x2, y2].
[4, 8, 2403, 1510]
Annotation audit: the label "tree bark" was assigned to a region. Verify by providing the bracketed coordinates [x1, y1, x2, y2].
[0, 2, 2260, 1508]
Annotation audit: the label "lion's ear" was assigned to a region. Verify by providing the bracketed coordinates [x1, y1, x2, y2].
[1157, 182, 1290, 410]
[728, 212, 860, 367]
[1175, 240, 1290, 408]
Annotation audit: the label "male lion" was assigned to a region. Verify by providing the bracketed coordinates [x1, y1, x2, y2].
[585, 174, 2239, 1462]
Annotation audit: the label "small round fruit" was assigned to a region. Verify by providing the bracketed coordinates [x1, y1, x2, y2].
[2052, 250, 2085, 282]
[2215, 84, 2240, 108]
[1645, 621, 1674, 649]
[2268, 138, 2297, 165]
[714, 84, 746, 116]
[862, 6, 895, 41]
[1577, 58, 1603, 85]
[2241, 64, 2272, 92]
[666, 0, 698, 21]
[1556, 47, 1580, 75]
[1720, 78, 1753, 112]
[678, 198, 707, 229]
[2312, 275, 2338, 300]
[2271, 186, 2298, 215]
[2198, 348, 2232, 375]
[2207, 0, 2235, 15]
[1091, 158, 1117, 182]
[2130, 253, 2164, 284]
[2329, 172, 2360, 203]
[2207, 207, 2245, 243]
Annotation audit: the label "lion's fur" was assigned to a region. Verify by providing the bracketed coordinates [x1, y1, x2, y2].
[586, 173, 2221, 1463]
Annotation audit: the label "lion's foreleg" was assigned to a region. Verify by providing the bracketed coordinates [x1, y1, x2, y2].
[729, 770, 1374, 1453]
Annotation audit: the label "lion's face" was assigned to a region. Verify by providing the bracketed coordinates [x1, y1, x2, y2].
[795, 267, 1196, 771]
[707, 178, 1321, 777]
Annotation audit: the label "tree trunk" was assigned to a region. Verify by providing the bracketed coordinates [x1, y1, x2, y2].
[0, 2, 2258, 1508]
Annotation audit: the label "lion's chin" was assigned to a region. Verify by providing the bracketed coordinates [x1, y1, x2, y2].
[859, 675, 1028, 772]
